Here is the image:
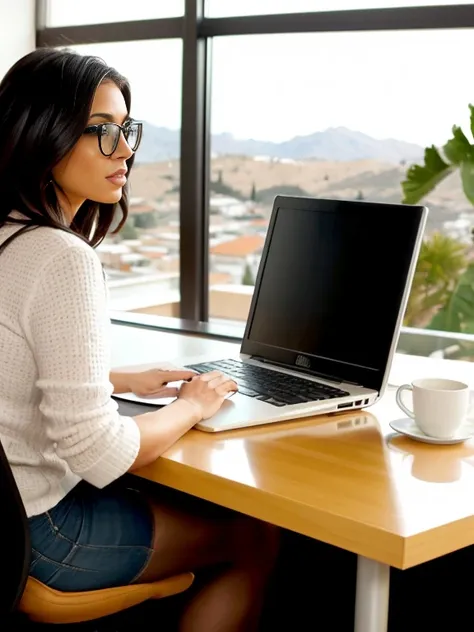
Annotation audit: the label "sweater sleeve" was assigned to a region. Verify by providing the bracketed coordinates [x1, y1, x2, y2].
[21, 241, 141, 488]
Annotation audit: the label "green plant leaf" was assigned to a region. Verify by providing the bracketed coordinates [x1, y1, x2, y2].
[461, 160, 474, 205]
[427, 263, 474, 333]
[404, 233, 468, 327]
[470, 104, 474, 139]
[428, 302, 462, 333]
[442, 125, 473, 164]
[401, 146, 454, 204]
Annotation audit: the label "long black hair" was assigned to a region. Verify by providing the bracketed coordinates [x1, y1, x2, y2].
[0, 47, 134, 252]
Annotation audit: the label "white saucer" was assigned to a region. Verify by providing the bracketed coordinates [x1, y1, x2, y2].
[389, 418, 474, 445]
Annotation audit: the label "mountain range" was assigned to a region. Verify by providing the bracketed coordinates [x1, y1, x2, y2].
[135, 122, 424, 165]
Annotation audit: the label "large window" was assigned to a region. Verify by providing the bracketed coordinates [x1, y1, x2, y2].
[46, 0, 184, 26]
[36, 2, 474, 360]
[209, 29, 474, 349]
[71, 39, 182, 318]
[206, 0, 473, 17]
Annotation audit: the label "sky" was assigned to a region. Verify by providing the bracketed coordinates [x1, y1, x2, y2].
[48, 0, 474, 148]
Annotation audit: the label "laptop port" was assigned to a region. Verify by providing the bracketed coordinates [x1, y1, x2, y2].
[337, 402, 353, 410]
[355, 399, 362, 406]
[364, 398, 369, 405]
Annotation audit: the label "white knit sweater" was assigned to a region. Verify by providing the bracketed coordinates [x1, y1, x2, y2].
[0, 219, 141, 517]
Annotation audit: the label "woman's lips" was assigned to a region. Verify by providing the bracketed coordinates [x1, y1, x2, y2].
[106, 174, 127, 186]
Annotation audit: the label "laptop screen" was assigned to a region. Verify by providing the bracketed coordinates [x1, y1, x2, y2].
[241, 196, 426, 391]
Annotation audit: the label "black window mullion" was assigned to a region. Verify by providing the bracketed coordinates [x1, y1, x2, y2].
[179, 0, 210, 321]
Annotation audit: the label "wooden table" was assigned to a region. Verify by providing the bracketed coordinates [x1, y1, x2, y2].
[112, 325, 474, 632]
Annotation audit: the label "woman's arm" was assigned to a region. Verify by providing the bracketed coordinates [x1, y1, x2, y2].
[109, 368, 197, 397]
[109, 371, 132, 394]
[128, 399, 202, 471]
[129, 370, 238, 471]
[23, 242, 141, 488]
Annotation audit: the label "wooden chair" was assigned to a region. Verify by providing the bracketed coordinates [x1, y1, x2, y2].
[0, 436, 193, 625]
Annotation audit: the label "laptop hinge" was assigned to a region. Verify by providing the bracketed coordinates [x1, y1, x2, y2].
[251, 356, 361, 386]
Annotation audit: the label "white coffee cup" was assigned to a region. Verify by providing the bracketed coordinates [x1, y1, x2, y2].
[395, 378, 470, 439]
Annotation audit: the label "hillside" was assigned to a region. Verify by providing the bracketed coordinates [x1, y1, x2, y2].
[135, 123, 424, 164]
[132, 154, 467, 205]
[129, 154, 473, 236]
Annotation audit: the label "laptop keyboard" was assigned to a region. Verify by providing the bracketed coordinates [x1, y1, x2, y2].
[185, 358, 350, 407]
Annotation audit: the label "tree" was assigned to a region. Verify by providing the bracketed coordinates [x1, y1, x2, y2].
[250, 182, 257, 202]
[355, 190, 364, 200]
[217, 169, 223, 185]
[134, 212, 158, 229]
[120, 219, 138, 240]
[242, 263, 254, 286]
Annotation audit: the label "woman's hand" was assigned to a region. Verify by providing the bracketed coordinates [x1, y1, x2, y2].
[120, 368, 198, 398]
[177, 370, 238, 420]
[129, 370, 239, 469]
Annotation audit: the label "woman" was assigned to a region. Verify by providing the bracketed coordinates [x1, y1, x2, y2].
[0, 48, 279, 631]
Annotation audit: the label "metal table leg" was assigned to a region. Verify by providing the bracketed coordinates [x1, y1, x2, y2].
[354, 555, 390, 632]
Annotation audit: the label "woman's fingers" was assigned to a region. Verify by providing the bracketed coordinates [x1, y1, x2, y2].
[158, 369, 197, 384]
[136, 386, 180, 398]
[198, 370, 224, 383]
[212, 376, 239, 395]
[198, 371, 238, 393]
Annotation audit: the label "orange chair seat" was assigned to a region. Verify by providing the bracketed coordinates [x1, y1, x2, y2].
[19, 573, 194, 624]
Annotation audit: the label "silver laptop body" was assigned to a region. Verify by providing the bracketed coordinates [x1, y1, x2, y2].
[181, 195, 427, 432]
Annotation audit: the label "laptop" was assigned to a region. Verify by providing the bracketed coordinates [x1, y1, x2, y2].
[136, 195, 426, 432]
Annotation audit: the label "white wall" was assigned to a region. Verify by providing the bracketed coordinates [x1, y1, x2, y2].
[0, 0, 35, 79]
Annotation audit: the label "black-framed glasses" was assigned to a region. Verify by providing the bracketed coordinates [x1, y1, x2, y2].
[83, 120, 143, 157]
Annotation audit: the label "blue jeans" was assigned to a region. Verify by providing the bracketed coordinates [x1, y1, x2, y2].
[28, 480, 154, 592]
